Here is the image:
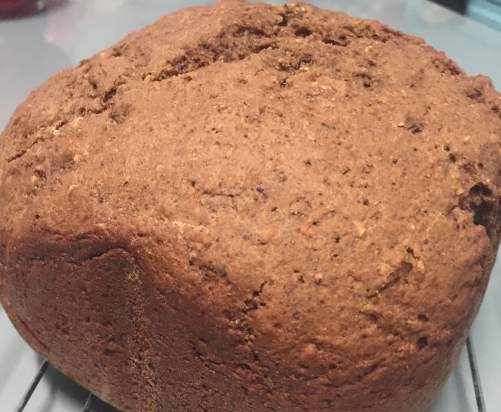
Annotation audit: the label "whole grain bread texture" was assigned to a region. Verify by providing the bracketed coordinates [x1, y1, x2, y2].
[1, 1, 500, 411]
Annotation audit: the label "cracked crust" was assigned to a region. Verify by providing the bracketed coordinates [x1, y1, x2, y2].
[0, 1, 500, 411]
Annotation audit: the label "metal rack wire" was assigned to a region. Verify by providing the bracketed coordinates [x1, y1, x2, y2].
[14, 360, 96, 412]
[466, 338, 486, 412]
[12, 337, 486, 412]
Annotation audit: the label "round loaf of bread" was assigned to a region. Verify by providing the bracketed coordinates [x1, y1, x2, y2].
[0, 1, 500, 411]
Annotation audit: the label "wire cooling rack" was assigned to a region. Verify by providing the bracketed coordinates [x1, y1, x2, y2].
[12, 360, 114, 412]
[7, 335, 487, 412]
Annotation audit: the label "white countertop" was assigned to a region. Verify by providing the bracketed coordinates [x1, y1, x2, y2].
[1, 1, 500, 411]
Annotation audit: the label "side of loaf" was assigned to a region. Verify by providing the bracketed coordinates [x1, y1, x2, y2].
[0, 1, 500, 411]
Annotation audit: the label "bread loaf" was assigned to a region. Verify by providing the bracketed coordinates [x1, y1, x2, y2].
[1, 1, 500, 411]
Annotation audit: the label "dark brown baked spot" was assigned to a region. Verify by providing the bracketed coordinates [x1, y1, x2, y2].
[294, 27, 313, 38]
[459, 183, 499, 240]
[322, 34, 349, 47]
[416, 336, 428, 350]
[417, 313, 429, 322]
[465, 87, 484, 102]
[148, 25, 278, 82]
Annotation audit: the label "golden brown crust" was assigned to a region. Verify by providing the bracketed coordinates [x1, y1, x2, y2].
[1, 1, 500, 411]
